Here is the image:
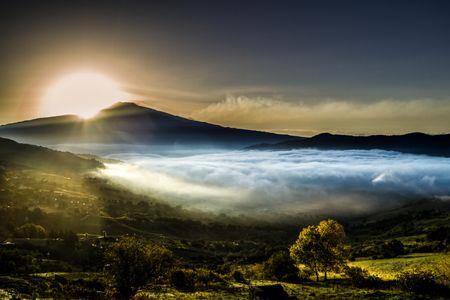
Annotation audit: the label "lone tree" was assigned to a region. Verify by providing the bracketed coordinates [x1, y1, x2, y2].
[105, 237, 173, 298]
[289, 219, 347, 281]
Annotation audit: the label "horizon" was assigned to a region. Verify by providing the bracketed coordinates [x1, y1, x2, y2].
[1, 100, 448, 138]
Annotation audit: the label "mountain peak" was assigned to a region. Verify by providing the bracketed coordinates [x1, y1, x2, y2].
[106, 102, 144, 110]
[97, 102, 150, 117]
[0, 101, 293, 147]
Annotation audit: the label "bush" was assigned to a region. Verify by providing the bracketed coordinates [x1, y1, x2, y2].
[427, 226, 450, 242]
[194, 268, 223, 287]
[343, 266, 383, 289]
[397, 269, 450, 297]
[170, 268, 224, 291]
[15, 223, 46, 238]
[263, 250, 299, 282]
[105, 237, 173, 298]
[239, 263, 265, 280]
[297, 267, 314, 281]
[170, 269, 195, 291]
[231, 270, 247, 284]
[380, 239, 404, 258]
[0, 249, 36, 274]
[0, 276, 32, 294]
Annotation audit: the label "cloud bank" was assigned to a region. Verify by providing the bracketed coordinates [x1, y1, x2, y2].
[192, 96, 450, 136]
[99, 149, 450, 216]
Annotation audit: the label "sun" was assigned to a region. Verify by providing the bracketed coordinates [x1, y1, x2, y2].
[40, 71, 128, 119]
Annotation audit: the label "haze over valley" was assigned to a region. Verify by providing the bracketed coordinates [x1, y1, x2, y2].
[98, 148, 450, 217]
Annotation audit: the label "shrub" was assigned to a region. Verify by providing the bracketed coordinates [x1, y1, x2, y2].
[170, 269, 195, 291]
[0, 249, 36, 274]
[15, 223, 47, 238]
[343, 266, 383, 288]
[297, 267, 314, 281]
[105, 237, 173, 298]
[170, 268, 224, 291]
[427, 226, 450, 242]
[380, 239, 404, 258]
[397, 269, 450, 297]
[194, 268, 223, 287]
[240, 263, 265, 280]
[263, 250, 299, 282]
[231, 270, 247, 284]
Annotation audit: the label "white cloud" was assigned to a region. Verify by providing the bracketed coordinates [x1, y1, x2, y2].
[192, 96, 450, 136]
[98, 149, 450, 216]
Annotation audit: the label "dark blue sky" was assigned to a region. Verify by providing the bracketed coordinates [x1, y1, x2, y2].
[1, 0, 450, 134]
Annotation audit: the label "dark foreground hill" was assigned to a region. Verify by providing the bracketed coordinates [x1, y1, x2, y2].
[247, 132, 450, 157]
[0, 102, 293, 147]
[0, 137, 102, 173]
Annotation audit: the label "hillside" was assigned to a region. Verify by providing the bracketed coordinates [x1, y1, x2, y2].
[0, 102, 294, 147]
[0, 137, 102, 173]
[247, 132, 450, 157]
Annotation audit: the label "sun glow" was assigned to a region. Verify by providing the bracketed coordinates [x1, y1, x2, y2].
[41, 71, 128, 119]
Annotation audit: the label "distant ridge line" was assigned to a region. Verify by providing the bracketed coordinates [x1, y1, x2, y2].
[246, 132, 450, 157]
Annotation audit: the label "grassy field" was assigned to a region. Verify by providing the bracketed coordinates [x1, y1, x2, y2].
[349, 252, 450, 280]
[135, 280, 410, 299]
[134, 253, 449, 299]
[1, 253, 448, 299]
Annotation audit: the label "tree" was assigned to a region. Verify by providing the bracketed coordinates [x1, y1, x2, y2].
[263, 250, 299, 282]
[105, 237, 173, 298]
[62, 230, 79, 248]
[15, 223, 47, 238]
[381, 239, 404, 258]
[290, 219, 347, 281]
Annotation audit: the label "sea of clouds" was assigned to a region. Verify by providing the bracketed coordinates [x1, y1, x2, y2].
[98, 149, 450, 216]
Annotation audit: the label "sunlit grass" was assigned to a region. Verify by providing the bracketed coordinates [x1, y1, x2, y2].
[349, 253, 449, 280]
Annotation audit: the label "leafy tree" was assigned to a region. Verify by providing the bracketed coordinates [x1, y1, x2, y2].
[263, 250, 299, 282]
[15, 223, 47, 238]
[290, 219, 347, 281]
[105, 237, 173, 298]
[381, 239, 404, 258]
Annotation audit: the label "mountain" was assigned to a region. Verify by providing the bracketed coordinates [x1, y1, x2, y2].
[247, 132, 450, 157]
[0, 137, 102, 173]
[0, 102, 294, 147]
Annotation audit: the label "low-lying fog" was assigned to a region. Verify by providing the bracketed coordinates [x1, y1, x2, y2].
[94, 148, 450, 216]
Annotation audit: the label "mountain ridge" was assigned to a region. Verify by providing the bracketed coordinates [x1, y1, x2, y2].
[246, 132, 450, 157]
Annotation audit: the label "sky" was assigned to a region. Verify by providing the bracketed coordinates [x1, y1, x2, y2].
[1, 0, 450, 135]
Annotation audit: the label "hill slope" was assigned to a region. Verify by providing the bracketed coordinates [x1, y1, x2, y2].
[0, 137, 102, 173]
[0, 102, 294, 147]
[247, 132, 450, 157]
